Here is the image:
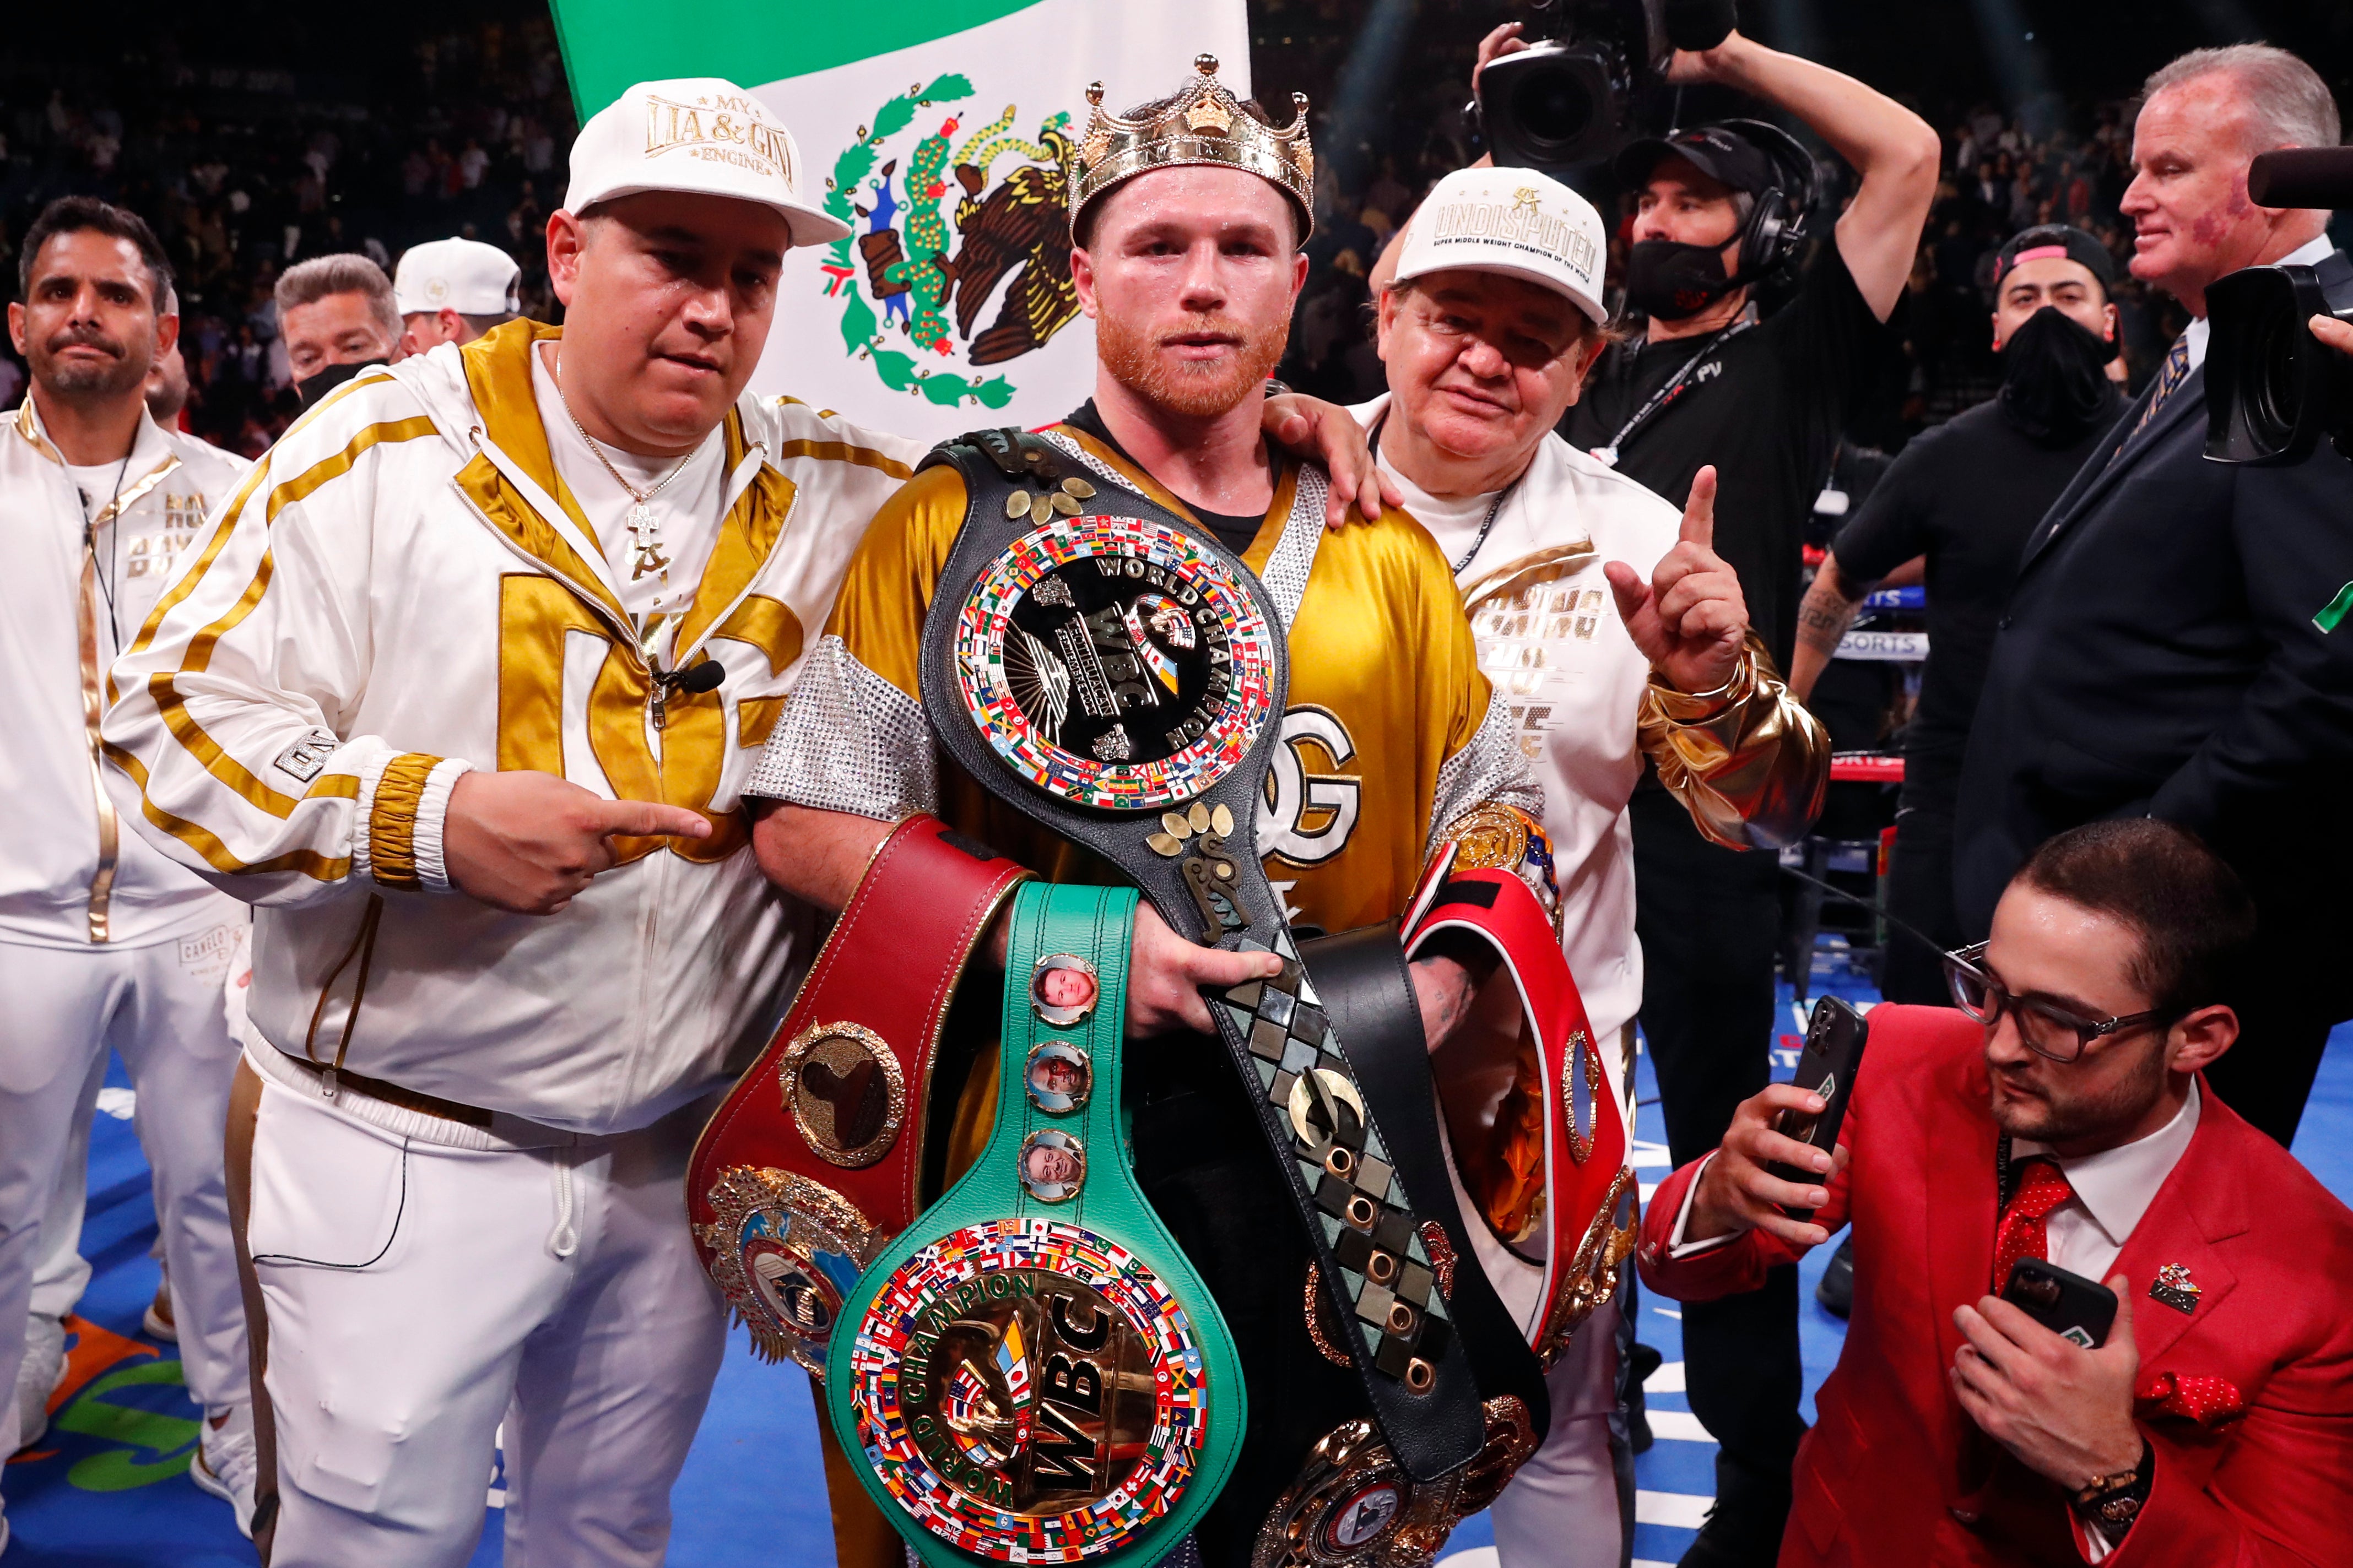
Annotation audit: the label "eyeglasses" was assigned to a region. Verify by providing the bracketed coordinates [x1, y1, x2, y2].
[1941, 942, 2173, 1064]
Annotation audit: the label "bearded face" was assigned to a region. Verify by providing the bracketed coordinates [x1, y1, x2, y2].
[11, 230, 164, 406]
[1077, 165, 1305, 422]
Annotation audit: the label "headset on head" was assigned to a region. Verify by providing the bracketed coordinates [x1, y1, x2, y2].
[1711, 118, 1820, 287]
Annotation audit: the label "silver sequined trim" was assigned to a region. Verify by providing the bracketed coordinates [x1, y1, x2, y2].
[1256, 465, 1325, 631]
[1428, 689, 1544, 861]
[1038, 431, 1326, 630]
[743, 636, 936, 821]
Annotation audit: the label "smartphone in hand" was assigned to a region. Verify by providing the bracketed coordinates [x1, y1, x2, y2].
[2001, 1257, 2118, 1348]
[1764, 996, 1869, 1221]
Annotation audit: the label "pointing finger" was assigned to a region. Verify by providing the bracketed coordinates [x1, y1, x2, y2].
[591, 799, 715, 840]
[1679, 465, 1718, 551]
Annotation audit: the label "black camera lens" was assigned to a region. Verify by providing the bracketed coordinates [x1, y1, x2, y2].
[1509, 70, 1599, 149]
[2014, 1274, 2060, 1310]
[2242, 283, 2306, 457]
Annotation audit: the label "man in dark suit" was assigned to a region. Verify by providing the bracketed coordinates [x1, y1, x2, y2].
[1955, 44, 2353, 1145]
[1640, 818, 2353, 1566]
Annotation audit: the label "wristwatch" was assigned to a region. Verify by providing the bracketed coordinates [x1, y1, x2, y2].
[2073, 1438, 2154, 1535]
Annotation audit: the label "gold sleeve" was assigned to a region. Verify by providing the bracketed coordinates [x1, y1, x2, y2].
[1637, 633, 1829, 850]
[819, 463, 969, 699]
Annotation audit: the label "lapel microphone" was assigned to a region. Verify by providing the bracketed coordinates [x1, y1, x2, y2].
[657, 659, 726, 697]
[650, 657, 724, 731]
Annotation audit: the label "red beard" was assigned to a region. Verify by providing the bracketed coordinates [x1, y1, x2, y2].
[1096, 308, 1288, 420]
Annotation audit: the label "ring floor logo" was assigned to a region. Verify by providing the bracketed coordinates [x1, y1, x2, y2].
[816, 78, 1079, 410]
[9, 1317, 199, 1494]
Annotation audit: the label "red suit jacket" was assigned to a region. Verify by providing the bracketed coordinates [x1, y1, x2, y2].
[1636, 1005, 2353, 1566]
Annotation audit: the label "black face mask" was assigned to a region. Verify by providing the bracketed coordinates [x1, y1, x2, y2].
[294, 357, 386, 410]
[1997, 307, 2114, 442]
[1624, 238, 1738, 322]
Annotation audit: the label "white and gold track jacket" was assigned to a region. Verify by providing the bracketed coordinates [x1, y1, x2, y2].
[4, 398, 249, 949]
[101, 320, 923, 1133]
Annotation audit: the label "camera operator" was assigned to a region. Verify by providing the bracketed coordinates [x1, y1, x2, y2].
[1478, 21, 1939, 1561]
[1635, 817, 2353, 1566]
[1791, 226, 2127, 1006]
[1956, 45, 2353, 1149]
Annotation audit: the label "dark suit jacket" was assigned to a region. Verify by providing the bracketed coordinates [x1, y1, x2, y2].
[1636, 1006, 2353, 1567]
[1954, 254, 2353, 973]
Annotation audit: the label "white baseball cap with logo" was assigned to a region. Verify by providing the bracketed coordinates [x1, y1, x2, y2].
[564, 77, 852, 248]
[393, 237, 523, 317]
[1392, 166, 1609, 325]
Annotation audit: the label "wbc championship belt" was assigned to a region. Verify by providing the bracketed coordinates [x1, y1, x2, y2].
[826, 881, 1245, 1565]
[913, 430, 1530, 1490]
[688, 815, 1031, 1372]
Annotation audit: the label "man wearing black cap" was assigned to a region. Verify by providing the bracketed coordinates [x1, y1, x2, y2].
[1791, 225, 2125, 1006]
[1479, 20, 1939, 1566]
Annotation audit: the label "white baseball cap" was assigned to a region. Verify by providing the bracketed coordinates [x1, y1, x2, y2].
[1393, 167, 1609, 325]
[393, 238, 522, 317]
[564, 78, 852, 248]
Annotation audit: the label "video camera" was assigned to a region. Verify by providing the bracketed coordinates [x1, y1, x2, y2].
[1473, 0, 1736, 170]
[2204, 147, 2353, 465]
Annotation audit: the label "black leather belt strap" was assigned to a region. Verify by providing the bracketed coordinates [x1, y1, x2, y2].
[914, 431, 1489, 1482]
[1300, 923, 1551, 1443]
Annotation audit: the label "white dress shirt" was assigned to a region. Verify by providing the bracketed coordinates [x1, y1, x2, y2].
[2009, 1078, 2200, 1283]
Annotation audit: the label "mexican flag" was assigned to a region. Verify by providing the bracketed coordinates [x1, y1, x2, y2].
[550, 1, 1251, 442]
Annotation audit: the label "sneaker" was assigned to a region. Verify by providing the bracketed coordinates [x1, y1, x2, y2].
[12, 1315, 67, 1453]
[142, 1278, 177, 1343]
[1815, 1235, 1856, 1320]
[1678, 1496, 1793, 1568]
[190, 1405, 259, 1539]
[1626, 1339, 1663, 1455]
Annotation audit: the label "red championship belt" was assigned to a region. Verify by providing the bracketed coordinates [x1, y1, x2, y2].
[688, 814, 1031, 1372]
[1401, 856, 1637, 1365]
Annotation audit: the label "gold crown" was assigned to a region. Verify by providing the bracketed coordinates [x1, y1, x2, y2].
[1069, 55, 1315, 238]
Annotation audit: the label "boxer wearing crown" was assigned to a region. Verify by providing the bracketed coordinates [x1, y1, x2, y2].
[749, 58, 1614, 1567]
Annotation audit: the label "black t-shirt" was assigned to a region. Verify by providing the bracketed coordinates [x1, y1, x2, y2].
[1063, 399, 1266, 555]
[1831, 389, 2123, 782]
[1560, 241, 1889, 670]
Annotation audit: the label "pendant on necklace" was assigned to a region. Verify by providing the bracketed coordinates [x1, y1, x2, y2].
[625, 501, 669, 580]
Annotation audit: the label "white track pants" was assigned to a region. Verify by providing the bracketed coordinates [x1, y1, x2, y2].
[235, 1058, 727, 1568]
[0, 920, 249, 1459]
[1491, 1293, 1629, 1568]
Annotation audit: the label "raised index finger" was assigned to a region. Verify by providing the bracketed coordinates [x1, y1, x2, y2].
[1679, 465, 1718, 551]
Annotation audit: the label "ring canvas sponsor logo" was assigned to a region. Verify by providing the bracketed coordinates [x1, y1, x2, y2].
[6, 1317, 199, 1493]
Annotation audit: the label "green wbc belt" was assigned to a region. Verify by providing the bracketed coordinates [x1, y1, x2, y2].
[828, 882, 1245, 1565]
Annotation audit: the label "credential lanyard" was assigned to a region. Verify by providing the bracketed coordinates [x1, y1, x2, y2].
[1593, 314, 1756, 468]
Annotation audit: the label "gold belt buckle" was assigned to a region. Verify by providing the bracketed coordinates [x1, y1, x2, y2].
[1252, 1397, 1537, 1568]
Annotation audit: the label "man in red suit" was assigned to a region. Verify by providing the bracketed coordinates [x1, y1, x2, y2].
[1638, 818, 2353, 1564]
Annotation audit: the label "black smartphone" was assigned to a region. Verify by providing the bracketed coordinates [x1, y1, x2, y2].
[2002, 1257, 2119, 1349]
[1764, 996, 1869, 1220]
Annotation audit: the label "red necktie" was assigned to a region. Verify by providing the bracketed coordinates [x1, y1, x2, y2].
[1992, 1155, 2074, 1290]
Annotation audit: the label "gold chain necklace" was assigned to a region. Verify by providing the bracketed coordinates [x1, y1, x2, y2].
[551, 353, 694, 582]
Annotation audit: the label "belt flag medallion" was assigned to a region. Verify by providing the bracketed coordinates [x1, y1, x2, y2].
[848, 1218, 1211, 1560]
[954, 509, 1280, 811]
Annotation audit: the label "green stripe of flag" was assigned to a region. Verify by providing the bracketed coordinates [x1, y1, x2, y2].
[549, 0, 1043, 118]
[2316, 581, 2353, 634]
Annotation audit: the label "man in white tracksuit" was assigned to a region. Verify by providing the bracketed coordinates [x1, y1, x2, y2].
[1356, 167, 1828, 1567]
[1, 197, 255, 1545]
[101, 78, 1389, 1568]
